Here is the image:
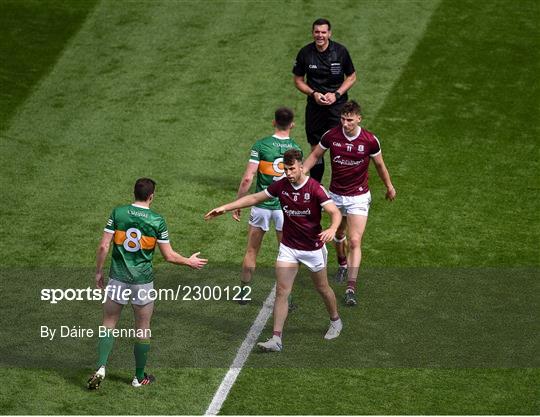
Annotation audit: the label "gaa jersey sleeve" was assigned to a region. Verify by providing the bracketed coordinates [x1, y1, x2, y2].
[292, 47, 306, 76]
[342, 47, 355, 76]
[319, 130, 332, 150]
[316, 184, 333, 207]
[249, 141, 261, 164]
[369, 135, 382, 157]
[104, 209, 115, 234]
[156, 217, 169, 243]
[265, 178, 281, 198]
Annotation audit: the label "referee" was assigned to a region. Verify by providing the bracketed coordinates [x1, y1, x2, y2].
[293, 18, 357, 182]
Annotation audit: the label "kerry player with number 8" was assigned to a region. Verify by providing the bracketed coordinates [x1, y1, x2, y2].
[88, 178, 207, 390]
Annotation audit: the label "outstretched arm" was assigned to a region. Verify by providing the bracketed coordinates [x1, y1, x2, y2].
[158, 242, 208, 269]
[95, 232, 114, 289]
[303, 145, 326, 174]
[205, 191, 270, 220]
[318, 201, 342, 243]
[232, 162, 258, 221]
[372, 153, 396, 201]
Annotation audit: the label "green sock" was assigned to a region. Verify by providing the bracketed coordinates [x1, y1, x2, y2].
[97, 333, 115, 368]
[134, 339, 151, 380]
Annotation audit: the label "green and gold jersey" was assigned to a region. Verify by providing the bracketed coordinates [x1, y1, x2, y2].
[249, 135, 302, 210]
[104, 204, 169, 284]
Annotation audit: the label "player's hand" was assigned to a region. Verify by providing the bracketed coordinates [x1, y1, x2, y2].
[187, 252, 208, 269]
[232, 208, 241, 222]
[314, 92, 330, 106]
[322, 92, 337, 105]
[386, 186, 396, 201]
[204, 206, 227, 220]
[95, 272, 105, 289]
[319, 227, 337, 243]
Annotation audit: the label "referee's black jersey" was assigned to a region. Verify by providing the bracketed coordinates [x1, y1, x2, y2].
[292, 40, 355, 98]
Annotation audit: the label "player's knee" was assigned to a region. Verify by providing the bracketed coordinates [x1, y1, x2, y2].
[315, 282, 330, 294]
[349, 235, 362, 249]
[276, 284, 292, 298]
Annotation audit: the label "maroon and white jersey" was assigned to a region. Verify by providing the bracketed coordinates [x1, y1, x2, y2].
[265, 177, 332, 251]
[320, 126, 381, 196]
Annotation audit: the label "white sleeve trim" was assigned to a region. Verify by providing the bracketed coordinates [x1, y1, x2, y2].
[157, 239, 170, 244]
[318, 142, 328, 150]
[248, 159, 260, 165]
[103, 228, 115, 234]
[264, 189, 276, 198]
[370, 135, 381, 157]
[320, 199, 333, 206]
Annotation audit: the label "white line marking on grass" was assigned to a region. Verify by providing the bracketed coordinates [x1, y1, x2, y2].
[205, 284, 276, 416]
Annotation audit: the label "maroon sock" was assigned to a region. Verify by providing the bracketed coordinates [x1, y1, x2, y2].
[347, 280, 356, 292]
[337, 256, 347, 266]
[331, 316, 340, 322]
[273, 330, 282, 338]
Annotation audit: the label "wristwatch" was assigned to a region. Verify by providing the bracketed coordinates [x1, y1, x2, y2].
[334, 91, 341, 100]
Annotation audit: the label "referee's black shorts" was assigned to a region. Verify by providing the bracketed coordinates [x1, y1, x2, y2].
[305, 99, 346, 146]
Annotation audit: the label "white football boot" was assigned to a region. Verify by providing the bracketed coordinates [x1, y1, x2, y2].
[257, 335, 283, 352]
[324, 319, 343, 340]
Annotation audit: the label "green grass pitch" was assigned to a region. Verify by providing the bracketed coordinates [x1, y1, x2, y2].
[0, 0, 538, 414]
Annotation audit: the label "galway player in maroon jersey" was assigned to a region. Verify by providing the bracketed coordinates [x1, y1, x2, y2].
[303, 101, 396, 306]
[205, 149, 343, 351]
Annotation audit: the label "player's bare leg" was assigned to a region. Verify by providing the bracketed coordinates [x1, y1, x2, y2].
[102, 297, 123, 328]
[239, 226, 266, 304]
[334, 216, 348, 283]
[310, 268, 342, 339]
[241, 226, 266, 284]
[310, 268, 338, 318]
[345, 214, 368, 306]
[275, 229, 298, 312]
[273, 261, 298, 332]
[132, 302, 155, 387]
[258, 261, 297, 352]
[88, 298, 123, 389]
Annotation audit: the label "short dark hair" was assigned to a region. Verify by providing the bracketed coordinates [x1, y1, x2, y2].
[312, 18, 331, 31]
[134, 178, 156, 201]
[274, 107, 294, 130]
[341, 100, 362, 116]
[283, 149, 303, 166]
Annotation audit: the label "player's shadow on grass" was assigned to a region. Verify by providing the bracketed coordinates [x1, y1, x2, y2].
[55, 368, 133, 391]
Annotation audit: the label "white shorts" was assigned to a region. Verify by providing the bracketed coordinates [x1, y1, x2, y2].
[329, 191, 371, 217]
[105, 278, 154, 306]
[249, 206, 284, 232]
[276, 243, 328, 272]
